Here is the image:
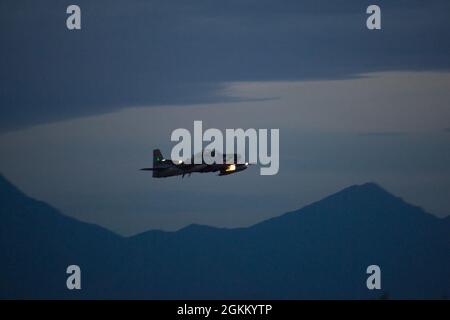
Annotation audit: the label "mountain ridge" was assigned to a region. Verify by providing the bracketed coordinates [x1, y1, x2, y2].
[1, 174, 446, 237]
[0, 174, 448, 299]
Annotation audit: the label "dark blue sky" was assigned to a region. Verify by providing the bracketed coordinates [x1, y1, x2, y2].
[0, 1, 449, 235]
[1, 0, 449, 131]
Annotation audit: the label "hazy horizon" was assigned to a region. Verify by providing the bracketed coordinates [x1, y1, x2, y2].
[1, 71, 450, 235]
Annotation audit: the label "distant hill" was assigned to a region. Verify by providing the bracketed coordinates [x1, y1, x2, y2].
[0, 175, 448, 299]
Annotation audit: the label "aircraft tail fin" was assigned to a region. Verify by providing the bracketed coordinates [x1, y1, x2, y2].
[153, 149, 165, 168]
[139, 149, 164, 178]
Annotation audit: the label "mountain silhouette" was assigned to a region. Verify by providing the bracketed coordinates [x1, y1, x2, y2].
[0, 175, 448, 299]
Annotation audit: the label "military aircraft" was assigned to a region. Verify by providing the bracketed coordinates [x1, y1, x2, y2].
[141, 149, 249, 178]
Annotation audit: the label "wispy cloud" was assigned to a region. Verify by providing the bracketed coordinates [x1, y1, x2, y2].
[357, 132, 407, 137]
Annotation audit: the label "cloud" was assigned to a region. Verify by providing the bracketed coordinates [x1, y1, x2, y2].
[1, 0, 450, 131]
[357, 132, 406, 137]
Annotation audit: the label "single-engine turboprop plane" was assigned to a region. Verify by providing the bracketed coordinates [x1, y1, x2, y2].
[141, 149, 249, 178]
